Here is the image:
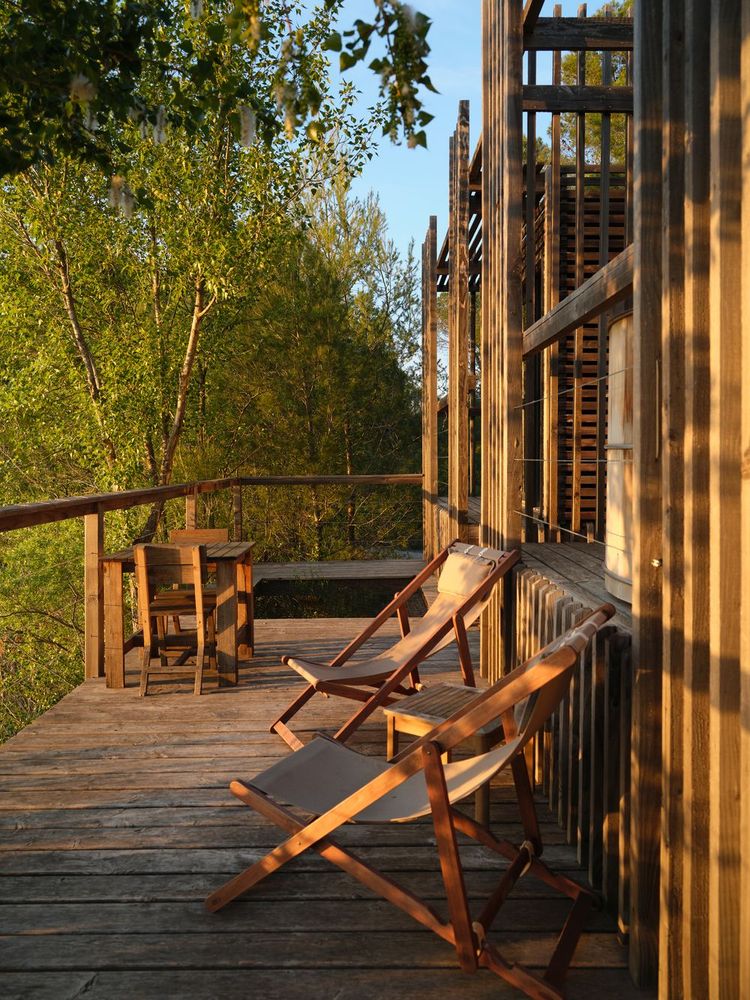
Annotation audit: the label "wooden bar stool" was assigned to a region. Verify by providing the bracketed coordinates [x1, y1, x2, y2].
[382, 682, 503, 827]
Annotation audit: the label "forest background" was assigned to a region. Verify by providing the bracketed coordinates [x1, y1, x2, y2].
[0, 0, 428, 739]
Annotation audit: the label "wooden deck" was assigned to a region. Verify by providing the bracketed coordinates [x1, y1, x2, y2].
[0, 616, 646, 999]
[521, 543, 632, 631]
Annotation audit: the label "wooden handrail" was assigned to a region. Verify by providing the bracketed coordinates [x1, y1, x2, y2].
[0, 474, 423, 533]
[522, 244, 634, 358]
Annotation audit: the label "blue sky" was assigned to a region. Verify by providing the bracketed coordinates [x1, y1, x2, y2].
[332, 0, 586, 257]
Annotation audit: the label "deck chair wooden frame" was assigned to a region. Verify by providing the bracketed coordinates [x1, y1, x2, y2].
[271, 541, 520, 750]
[134, 543, 218, 697]
[206, 604, 615, 1000]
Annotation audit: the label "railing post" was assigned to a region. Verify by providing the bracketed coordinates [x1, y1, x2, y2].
[84, 507, 104, 679]
[185, 487, 198, 530]
[232, 482, 243, 541]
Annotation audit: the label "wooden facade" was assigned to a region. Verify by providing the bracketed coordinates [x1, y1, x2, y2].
[420, 0, 750, 995]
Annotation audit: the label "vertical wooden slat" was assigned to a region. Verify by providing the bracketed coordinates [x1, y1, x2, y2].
[544, 5, 562, 542]
[595, 9, 612, 542]
[185, 488, 197, 530]
[602, 633, 628, 912]
[740, 1, 750, 993]
[571, 3, 587, 536]
[741, 3, 750, 996]
[708, 2, 742, 995]
[680, 1, 711, 993]
[232, 483, 243, 542]
[523, 50, 540, 534]
[630, 0, 663, 984]
[588, 624, 615, 887]
[480, 0, 498, 681]
[422, 217, 439, 560]
[499, 0, 524, 674]
[84, 509, 104, 680]
[659, 0, 686, 994]
[448, 103, 470, 544]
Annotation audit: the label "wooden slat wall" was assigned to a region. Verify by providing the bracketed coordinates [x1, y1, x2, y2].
[421, 217, 438, 560]
[633, 0, 749, 995]
[448, 103, 470, 543]
[513, 565, 632, 936]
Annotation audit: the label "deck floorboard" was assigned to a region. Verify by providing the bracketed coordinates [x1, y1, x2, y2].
[0, 614, 646, 999]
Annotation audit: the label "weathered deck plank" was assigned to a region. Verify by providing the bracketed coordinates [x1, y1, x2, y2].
[0, 617, 644, 999]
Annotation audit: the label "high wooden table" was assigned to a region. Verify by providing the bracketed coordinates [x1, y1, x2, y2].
[101, 541, 254, 689]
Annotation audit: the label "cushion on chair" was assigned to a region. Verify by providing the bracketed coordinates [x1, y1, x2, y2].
[437, 552, 494, 599]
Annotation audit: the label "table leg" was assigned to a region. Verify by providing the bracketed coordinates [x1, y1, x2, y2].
[237, 555, 254, 659]
[104, 562, 125, 689]
[216, 561, 238, 685]
[386, 717, 399, 760]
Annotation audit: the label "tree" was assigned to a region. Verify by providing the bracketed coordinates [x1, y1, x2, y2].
[0, 0, 435, 177]
[558, 0, 632, 164]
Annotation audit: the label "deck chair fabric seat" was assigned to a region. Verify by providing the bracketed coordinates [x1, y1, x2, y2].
[272, 542, 521, 749]
[252, 733, 521, 823]
[207, 603, 616, 1000]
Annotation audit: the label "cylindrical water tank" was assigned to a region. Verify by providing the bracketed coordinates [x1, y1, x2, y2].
[604, 311, 633, 604]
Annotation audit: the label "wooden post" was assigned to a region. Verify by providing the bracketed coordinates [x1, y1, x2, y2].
[543, 4, 563, 543]
[680, 2, 711, 992]
[595, 7, 612, 542]
[707, 1, 742, 994]
[480, 0, 501, 680]
[629, 0, 663, 985]
[84, 508, 104, 680]
[740, 2, 750, 993]
[498, 0, 524, 675]
[185, 487, 198, 530]
[232, 483, 243, 542]
[422, 217, 439, 560]
[448, 102, 470, 542]
[659, 0, 685, 993]
[571, 4, 587, 536]
[523, 50, 540, 536]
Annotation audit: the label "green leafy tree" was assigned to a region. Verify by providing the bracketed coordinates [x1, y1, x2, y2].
[0, 0, 434, 177]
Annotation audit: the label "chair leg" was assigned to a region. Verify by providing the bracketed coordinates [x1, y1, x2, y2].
[269, 684, 316, 750]
[422, 742, 477, 973]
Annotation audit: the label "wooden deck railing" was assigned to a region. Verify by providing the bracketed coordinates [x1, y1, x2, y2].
[0, 473, 422, 683]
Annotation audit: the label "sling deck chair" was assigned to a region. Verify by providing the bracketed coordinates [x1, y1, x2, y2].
[271, 541, 520, 750]
[206, 603, 615, 1000]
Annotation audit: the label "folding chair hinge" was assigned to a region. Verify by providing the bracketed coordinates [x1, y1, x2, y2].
[519, 839, 536, 878]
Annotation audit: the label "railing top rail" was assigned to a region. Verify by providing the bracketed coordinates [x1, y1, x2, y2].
[0, 474, 423, 533]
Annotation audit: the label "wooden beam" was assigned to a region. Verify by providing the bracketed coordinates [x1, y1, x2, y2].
[707, 0, 742, 994]
[659, 0, 686, 993]
[629, 0, 663, 985]
[522, 0, 546, 36]
[447, 102, 471, 542]
[525, 16, 633, 51]
[422, 217, 439, 559]
[523, 85, 632, 113]
[499, 0, 525, 669]
[680, 3, 711, 991]
[571, 9, 587, 536]
[522, 245, 634, 357]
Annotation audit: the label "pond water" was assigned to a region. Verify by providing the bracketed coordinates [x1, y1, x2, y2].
[253, 577, 428, 619]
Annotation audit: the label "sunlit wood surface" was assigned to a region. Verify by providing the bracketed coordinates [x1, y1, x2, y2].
[0, 615, 649, 999]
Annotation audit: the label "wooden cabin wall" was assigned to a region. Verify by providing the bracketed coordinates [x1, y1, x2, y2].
[632, 0, 750, 996]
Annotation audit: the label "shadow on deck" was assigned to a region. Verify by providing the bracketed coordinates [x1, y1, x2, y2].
[0, 616, 647, 999]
